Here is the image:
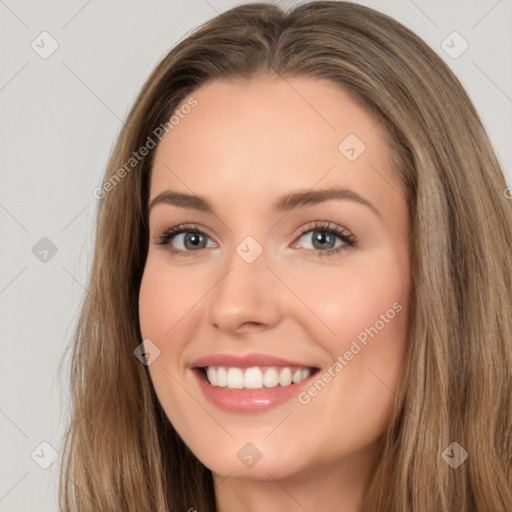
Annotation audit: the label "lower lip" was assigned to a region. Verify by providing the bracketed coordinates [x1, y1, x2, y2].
[191, 368, 316, 413]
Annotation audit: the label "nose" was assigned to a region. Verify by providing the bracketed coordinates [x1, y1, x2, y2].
[205, 244, 284, 335]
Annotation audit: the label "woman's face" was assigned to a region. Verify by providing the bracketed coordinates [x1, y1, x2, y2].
[139, 76, 411, 483]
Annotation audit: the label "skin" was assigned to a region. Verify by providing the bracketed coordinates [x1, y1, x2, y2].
[138, 75, 411, 512]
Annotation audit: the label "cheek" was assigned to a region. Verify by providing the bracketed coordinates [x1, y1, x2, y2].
[292, 253, 409, 350]
[139, 270, 169, 347]
[138, 260, 201, 434]
[138, 258, 192, 386]
[288, 260, 409, 447]
[138, 271, 159, 338]
[138, 255, 198, 340]
[291, 250, 410, 421]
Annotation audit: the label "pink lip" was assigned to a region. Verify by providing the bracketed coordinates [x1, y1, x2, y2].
[188, 352, 319, 414]
[190, 352, 316, 369]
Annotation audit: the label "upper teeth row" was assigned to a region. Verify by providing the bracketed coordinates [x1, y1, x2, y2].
[205, 366, 312, 389]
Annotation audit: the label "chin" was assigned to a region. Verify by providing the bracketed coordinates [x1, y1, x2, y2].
[189, 436, 312, 481]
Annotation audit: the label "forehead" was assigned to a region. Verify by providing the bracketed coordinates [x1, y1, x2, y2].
[149, 75, 401, 216]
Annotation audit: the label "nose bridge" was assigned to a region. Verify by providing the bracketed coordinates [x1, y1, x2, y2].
[205, 234, 282, 332]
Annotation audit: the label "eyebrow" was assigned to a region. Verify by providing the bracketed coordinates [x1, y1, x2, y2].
[147, 187, 381, 217]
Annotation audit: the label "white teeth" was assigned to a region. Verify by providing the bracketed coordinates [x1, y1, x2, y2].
[292, 368, 302, 383]
[217, 367, 227, 387]
[203, 366, 314, 389]
[278, 367, 293, 386]
[226, 368, 244, 389]
[263, 367, 279, 388]
[207, 367, 218, 386]
[244, 367, 263, 389]
[301, 368, 311, 380]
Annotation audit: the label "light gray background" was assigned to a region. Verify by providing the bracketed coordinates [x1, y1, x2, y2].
[1, 0, 511, 510]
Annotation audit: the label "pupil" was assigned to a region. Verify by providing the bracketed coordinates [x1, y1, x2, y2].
[314, 231, 334, 249]
[185, 233, 204, 249]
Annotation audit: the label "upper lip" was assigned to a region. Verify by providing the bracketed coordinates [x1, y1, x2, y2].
[190, 352, 319, 369]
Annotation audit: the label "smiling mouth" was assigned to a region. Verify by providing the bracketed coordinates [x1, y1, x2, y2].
[197, 365, 320, 390]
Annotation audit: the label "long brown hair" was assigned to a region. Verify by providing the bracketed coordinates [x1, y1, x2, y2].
[58, 2, 512, 510]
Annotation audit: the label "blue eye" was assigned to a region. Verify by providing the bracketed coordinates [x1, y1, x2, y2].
[154, 221, 356, 258]
[295, 221, 356, 257]
[154, 224, 214, 255]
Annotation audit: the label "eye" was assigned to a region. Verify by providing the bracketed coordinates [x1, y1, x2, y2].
[153, 221, 357, 258]
[153, 223, 215, 257]
[293, 221, 356, 257]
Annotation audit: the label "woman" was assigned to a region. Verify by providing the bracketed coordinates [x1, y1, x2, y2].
[59, 2, 512, 511]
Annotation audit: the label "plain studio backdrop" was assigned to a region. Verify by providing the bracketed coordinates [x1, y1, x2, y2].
[0, 0, 511, 510]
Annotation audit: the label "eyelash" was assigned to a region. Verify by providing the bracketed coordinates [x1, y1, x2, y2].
[153, 221, 357, 258]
